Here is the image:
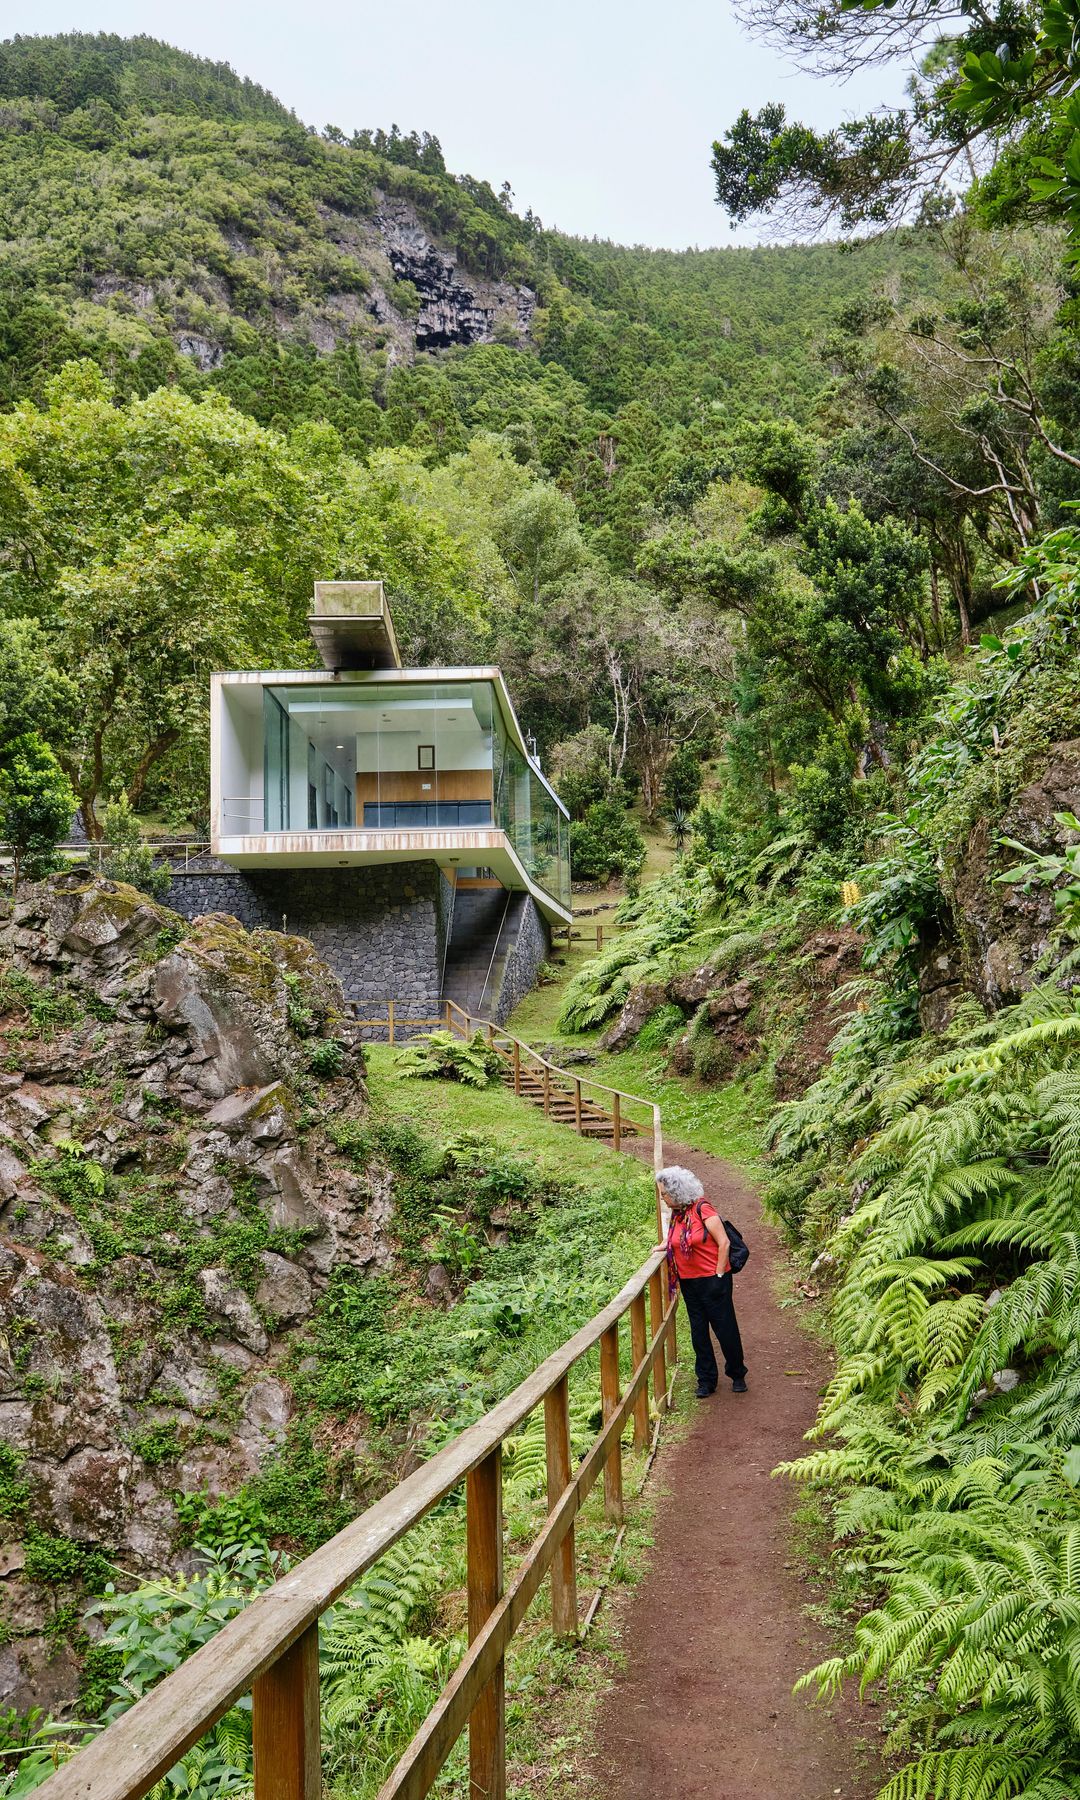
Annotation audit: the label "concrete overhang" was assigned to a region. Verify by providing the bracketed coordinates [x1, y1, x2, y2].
[214, 828, 572, 926]
[308, 581, 403, 671]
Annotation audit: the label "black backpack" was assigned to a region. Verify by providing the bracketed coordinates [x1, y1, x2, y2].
[697, 1204, 750, 1273]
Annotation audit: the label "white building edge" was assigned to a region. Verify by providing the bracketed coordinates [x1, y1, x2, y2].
[210, 582, 572, 927]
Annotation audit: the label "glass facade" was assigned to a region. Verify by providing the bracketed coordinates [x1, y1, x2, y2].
[493, 705, 569, 908]
[252, 678, 569, 910]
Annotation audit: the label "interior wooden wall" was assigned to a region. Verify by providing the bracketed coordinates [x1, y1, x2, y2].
[355, 770, 493, 807]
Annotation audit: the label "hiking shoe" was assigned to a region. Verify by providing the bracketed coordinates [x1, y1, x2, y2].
[732, 1378, 748, 1394]
[695, 1381, 716, 1398]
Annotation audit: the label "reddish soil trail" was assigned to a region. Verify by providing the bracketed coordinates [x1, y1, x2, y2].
[590, 1142, 878, 1800]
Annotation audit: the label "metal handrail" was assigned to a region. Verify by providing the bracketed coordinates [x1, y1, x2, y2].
[476, 891, 513, 1018]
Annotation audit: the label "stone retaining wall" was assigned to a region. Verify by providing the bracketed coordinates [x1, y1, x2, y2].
[163, 860, 451, 1013]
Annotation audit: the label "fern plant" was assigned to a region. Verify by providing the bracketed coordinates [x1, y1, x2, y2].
[396, 1030, 502, 1087]
[320, 1535, 452, 1792]
[771, 849, 1080, 1798]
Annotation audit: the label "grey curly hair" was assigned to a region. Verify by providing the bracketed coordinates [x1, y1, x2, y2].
[657, 1165, 704, 1209]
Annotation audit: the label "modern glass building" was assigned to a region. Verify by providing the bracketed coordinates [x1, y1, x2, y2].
[211, 584, 571, 923]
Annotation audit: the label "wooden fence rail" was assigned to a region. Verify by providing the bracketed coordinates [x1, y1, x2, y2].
[36, 1251, 678, 1800]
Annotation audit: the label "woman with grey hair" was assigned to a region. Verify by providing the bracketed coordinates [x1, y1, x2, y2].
[657, 1164, 747, 1397]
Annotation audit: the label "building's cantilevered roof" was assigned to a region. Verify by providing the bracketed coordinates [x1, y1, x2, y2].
[308, 581, 403, 671]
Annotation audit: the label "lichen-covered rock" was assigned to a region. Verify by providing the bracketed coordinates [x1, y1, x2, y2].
[255, 1252, 313, 1325]
[668, 964, 719, 1009]
[198, 1268, 270, 1356]
[600, 982, 669, 1052]
[0, 873, 395, 1709]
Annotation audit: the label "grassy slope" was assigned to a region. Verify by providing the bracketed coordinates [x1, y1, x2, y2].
[506, 824, 768, 1177]
[364, 1042, 657, 1206]
[357, 1045, 681, 1800]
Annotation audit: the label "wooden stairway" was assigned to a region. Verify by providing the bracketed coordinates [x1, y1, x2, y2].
[500, 1060, 641, 1144]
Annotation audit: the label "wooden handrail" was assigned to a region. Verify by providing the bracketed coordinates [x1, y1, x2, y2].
[441, 997, 656, 1122]
[442, 999, 664, 1212]
[36, 1252, 678, 1800]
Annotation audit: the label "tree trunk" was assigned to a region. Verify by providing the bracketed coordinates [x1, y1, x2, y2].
[126, 729, 181, 809]
[929, 563, 943, 649]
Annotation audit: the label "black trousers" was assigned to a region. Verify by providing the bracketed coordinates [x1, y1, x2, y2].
[680, 1273, 747, 1386]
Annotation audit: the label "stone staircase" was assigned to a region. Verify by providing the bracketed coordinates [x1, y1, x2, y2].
[440, 888, 514, 1017]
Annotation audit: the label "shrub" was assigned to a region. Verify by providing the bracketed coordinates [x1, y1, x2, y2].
[636, 1002, 684, 1051]
[0, 732, 75, 889]
[569, 799, 646, 887]
[692, 1034, 736, 1083]
[99, 793, 171, 899]
[308, 1037, 344, 1079]
[23, 1531, 111, 1590]
[548, 725, 614, 819]
[129, 1421, 183, 1468]
[0, 969, 80, 1036]
[173, 1489, 272, 1553]
[661, 743, 704, 819]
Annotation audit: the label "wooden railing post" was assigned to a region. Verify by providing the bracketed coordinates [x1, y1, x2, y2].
[612, 1092, 621, 1154]
[629, 1293, 649, 1451]
[648, 1267, 668, 1413]
[388, 998, 396, 1046]
[574, 1078, 582, 1134]
[512, 1038, 521, 1095]
[600, 1323, 624, 1526]
[444, 1000, 451, 1030]
[654, 1105, 665, 1239]
[252, 1623, 320, 1800]
[542, 1065, 551, 1116]
[467, 1446, 505, 1800]
[544, 1379, 578, 1638]
[597, 923, 603, 952]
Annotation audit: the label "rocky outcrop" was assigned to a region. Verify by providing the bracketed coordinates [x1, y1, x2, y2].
[601, 982, 669, 1053]
[947, 739, 1080, 1011]
[910, 737, 1080, 1030]
[0, 873, 394, 1708]
[373, 198, 534, 351]
[600, 928, 863, 1093]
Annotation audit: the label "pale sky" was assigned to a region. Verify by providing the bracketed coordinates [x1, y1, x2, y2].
[7, 0, 909, 249]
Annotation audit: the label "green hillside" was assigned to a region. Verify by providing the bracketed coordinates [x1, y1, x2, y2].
[0, 31, 295, 121]
[0, 31, 949, 468]
[9, 22, 1080, 1800]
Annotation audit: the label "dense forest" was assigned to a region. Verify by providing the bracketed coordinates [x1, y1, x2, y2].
[6, 14, 1080, 1798]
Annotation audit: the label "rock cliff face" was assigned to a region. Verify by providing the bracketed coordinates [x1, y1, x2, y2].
[94, 189, 537, 373]
[918, 738, 1080, 1028]
[373, 198, 534, 353]
[0, 874, 391, 1710]
[601, 928, 863, 1093]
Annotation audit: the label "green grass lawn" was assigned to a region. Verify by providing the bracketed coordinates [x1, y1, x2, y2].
[364, 1043, 660, 1209]
[593, 1047, 768, 1174]
[374, 1024, 766, 1185]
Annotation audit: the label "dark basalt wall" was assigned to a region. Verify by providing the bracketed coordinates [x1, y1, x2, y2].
[164, 860, 452, 1017]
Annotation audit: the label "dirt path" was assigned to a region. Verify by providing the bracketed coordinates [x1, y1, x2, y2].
[590, 1142, 878, 1800]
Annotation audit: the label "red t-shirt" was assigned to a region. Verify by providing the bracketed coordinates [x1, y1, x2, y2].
[667, 1201, 728, 1279]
